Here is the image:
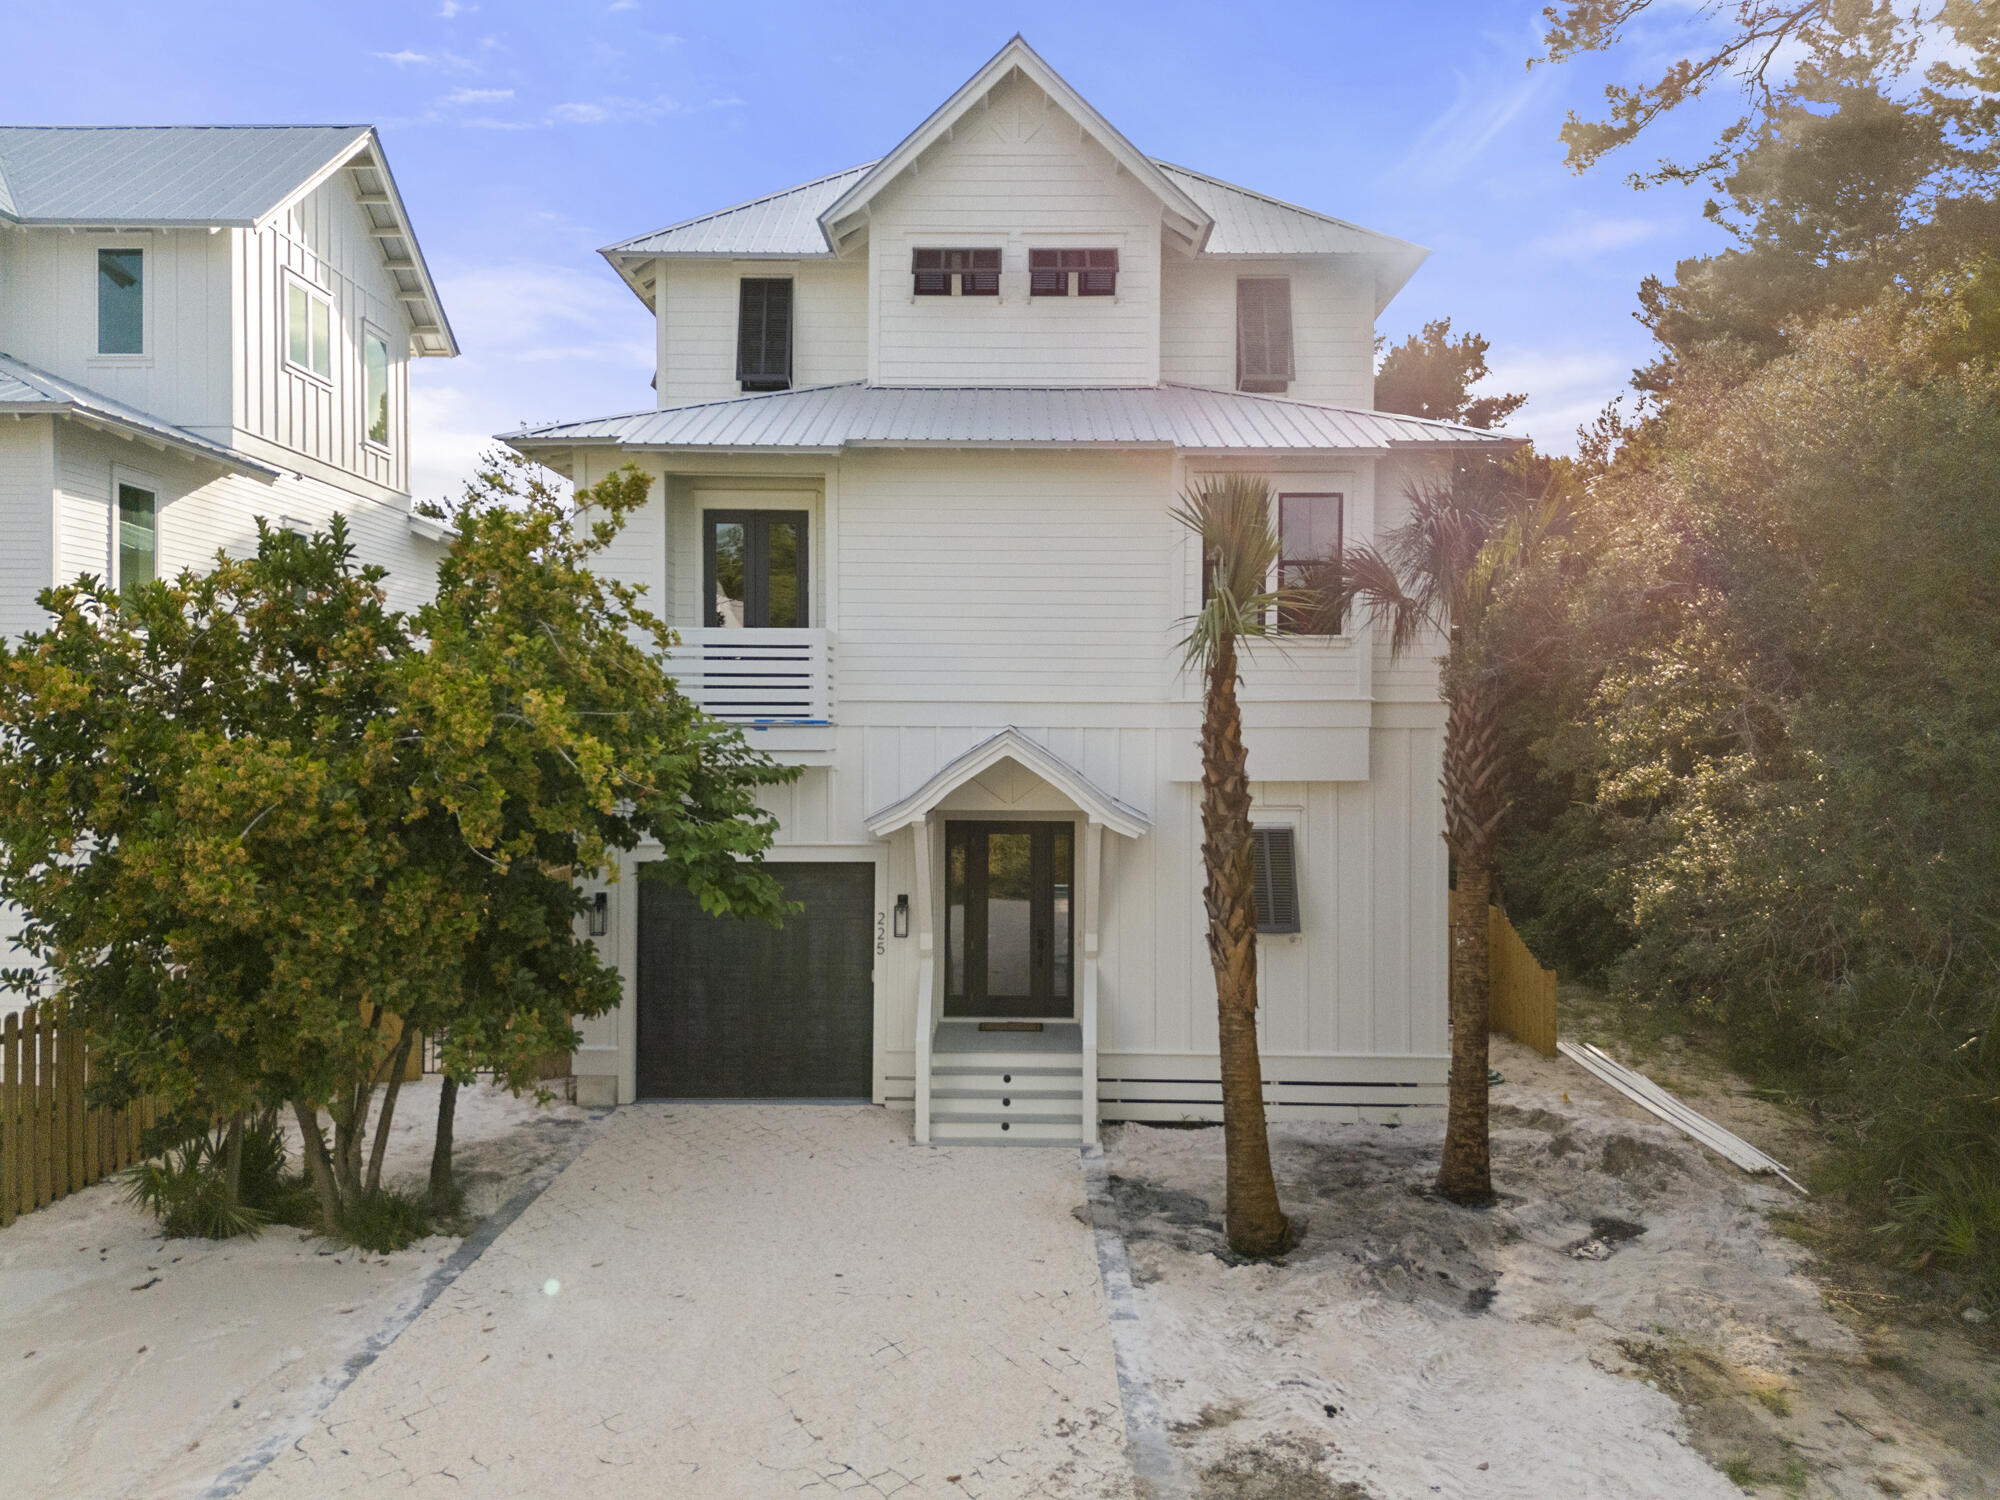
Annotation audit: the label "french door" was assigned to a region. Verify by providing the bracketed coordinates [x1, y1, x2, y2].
[943, 821, 1074, 1019]
[704, 510, 808, 628]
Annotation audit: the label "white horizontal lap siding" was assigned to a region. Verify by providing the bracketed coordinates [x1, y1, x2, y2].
[835, 449, 1177, 703]
[0, 228, 232, 431]
[656, 260, 867, 406]
[237, 176, 412, 494]
[1160, 255, 1374, 407]
[0, 417, 57, 639]
[868, 72, 1162, 387]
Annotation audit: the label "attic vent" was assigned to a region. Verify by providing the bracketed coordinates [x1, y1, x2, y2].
[1251, 826, 1301, 935]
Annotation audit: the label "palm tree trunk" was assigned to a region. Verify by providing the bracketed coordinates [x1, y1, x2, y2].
[1437, 675, 1502, 1205]
[1201, 637, 1295, 1258]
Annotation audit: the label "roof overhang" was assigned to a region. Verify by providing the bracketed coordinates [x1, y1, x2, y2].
[865, 726, 1151, 840]
[817, 36, 1213, 258]
[1, 402, 282, 480]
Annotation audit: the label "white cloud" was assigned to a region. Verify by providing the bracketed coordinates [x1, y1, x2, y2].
[442, 86, 515, 106]
[1530, 214, 1667, 259]
[373, 49, 430, 66]
[438, 1, 475, 17]
[608, 0, 640, 10]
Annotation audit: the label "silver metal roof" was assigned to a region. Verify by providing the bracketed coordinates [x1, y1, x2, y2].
[502, 383, 1514, 455]
[0, 125, 372, 226]
[0, 353, 281, 477]
[601, 157, 1419, 264]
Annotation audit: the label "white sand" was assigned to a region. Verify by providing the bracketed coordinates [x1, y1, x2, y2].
[1106, 1037, 1993, 1499]
[0, 1078, 592, 1500]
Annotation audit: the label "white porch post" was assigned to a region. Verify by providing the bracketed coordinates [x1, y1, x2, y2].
[1080, 818, 1104, 1146]
[912, 819, 936, 1145]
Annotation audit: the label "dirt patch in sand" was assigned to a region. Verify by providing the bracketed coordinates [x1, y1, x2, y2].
[0, 1078, 593, 1500]
[1107, 1036, 2000, 1500]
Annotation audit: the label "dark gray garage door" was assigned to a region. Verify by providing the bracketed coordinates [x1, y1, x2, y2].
[636, 861, 875, 1099]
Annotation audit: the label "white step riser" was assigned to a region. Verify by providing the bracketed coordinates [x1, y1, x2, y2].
[931, 1067, 1083, 1092]
[933, 1119, 1082, 1144]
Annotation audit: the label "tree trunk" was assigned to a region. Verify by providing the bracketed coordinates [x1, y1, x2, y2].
[293, 1101, 342, 1228]
[1201, 638, 1295, 1258]
[1436, 673, 1503, 1206]
[428, 1075, 459, 1212]
[364, 1029, 417, 1196]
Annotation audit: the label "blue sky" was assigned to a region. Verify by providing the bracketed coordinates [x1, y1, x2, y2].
[8, 0, 1746, 502]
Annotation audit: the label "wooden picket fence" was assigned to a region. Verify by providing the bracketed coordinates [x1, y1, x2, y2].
[1, 1002, 161, 1229]
[1449, 894, 1560, 1056]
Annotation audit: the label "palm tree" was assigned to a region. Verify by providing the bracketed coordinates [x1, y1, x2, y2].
[1172, 475, 1297, 1258]
[1338, 459, 1562, 1205]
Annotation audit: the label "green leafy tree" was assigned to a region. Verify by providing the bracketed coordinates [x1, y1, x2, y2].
[1172, 476, 1297, 1258]
[401, 453, 797, 1206]
[1375, 318, 1526, 430]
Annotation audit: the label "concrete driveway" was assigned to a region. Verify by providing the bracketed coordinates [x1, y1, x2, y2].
[240, 1105, 1132, 1500]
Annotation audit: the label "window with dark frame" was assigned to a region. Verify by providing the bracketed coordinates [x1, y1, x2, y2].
[704, 510, 809, 629]
[1277, 492, 1343, 634]
[1029, 248, 1119, 297]
[1237, 277, 1294, 392]
[912, 248, 1001, 296]
[1251, 826, 1301, 935]
[736, 277, 793, 391]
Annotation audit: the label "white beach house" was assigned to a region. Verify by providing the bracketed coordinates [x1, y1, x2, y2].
[504, 37, 1512, 1143]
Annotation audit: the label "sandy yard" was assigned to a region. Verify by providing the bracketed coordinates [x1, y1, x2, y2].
[1104, 1036, 2000, 1500]
[0, 1078, 596, 1500]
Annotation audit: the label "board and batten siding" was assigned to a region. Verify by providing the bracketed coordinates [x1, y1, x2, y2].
[654, 259, 868, 406]
[232, 175, 411, 497]
[865, 70, 1164, 387]
[0, 227, 234, 432]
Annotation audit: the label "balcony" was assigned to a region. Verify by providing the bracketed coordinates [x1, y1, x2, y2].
[665, 627, 835, 760]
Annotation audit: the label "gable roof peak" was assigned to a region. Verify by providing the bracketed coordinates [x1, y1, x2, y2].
[817, 35, 1212, 256]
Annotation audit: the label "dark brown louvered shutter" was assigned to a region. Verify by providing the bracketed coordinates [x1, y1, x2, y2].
[1237, 278, 1294, 392]
[737, 277, 792, 390]
[1251, 827, 1301, 934]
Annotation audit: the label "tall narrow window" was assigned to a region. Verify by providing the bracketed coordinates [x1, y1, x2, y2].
[1029, 248, 1119, 296]
[1237, 277, 1294, 392]
[97, 249, 144, 355]
[1251, 826, 1301, 934]
[736, 278, 793, 391]
[364, 329, 391, 447]
[1278, 492, 1343, 634]
[704, 511, 809, 629]
[117, 482, 157, 594]
[912, 248, 1000, 296]
[286, 278, 332, 380]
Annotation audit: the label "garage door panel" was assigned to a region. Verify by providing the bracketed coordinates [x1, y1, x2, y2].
[637, 862, 874, 1099]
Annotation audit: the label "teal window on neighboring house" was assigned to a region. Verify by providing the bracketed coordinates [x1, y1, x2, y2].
[97, 249, 144, 354]
[117, 483, 157, 593]
[287, 278, 332, 379]
[364, 329, 391, 446]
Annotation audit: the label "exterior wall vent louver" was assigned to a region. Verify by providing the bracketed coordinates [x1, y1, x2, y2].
[1252, 826, 1301, 935]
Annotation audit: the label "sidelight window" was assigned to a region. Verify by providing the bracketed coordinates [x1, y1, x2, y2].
[704, 510, 808, 628]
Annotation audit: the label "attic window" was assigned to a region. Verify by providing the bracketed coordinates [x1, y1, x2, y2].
[913, 248, 1000, 297]
[1251, 826, 1301, 935]
[1237, 277, 1294, 393]
[1030, 249, 1119, 297]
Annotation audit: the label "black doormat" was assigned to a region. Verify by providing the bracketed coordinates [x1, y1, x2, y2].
[978, 1021, 1045, 1032]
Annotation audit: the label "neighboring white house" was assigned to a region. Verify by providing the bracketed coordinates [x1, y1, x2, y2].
[0, 124, 458, 1011]
[505, 37, 1512, 1142]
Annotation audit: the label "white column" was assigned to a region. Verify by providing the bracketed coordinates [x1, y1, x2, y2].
[912, 820, 936, 1145]
[1080, 818, 1104, 1146]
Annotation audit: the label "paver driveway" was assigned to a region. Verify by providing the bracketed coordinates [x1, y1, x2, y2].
[241, 1105, 1133, 1499]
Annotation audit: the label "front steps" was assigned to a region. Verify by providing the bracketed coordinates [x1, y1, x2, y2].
[926, 1021, 1089, 1147]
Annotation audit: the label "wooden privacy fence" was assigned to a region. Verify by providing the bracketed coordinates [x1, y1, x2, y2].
[1, 1003, 161, 1229]
[1449, 894, 1560, 1057]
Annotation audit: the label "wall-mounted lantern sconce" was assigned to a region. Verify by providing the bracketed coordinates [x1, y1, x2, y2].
[589, 890, 609, 937]
[893, 894, 910, 938]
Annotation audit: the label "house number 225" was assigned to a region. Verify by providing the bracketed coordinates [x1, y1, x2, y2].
[876, 911, 887, 956]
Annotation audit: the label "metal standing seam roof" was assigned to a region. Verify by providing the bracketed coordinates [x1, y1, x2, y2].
[600, 159, 1423, 263]
[0, 125, 373, 226]
[0, 353, 281, 478]
[502, 382, 1515, 454]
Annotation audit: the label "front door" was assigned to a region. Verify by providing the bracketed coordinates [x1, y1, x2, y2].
[943, 821, 1074, 1019]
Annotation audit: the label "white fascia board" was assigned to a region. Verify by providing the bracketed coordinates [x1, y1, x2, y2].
[865, 726, 1150, 840]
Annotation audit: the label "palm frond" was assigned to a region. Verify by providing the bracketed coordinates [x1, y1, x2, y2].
[1172, 475, 1287, 670]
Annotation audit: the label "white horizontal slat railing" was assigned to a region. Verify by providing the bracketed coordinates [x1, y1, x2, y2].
[664, 627, 833, 725]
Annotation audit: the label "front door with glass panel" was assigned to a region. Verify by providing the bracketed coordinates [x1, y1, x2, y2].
[944, 821, 1074, 1019]
[704, 510, 808, 628]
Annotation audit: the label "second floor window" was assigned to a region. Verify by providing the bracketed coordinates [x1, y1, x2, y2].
[287, 277, 332, 380]
[117, 481, 157, 594]
[737, 278, 793, 391]
[1277, 491, 1343, 634]
[97, 248, 144, 355]
[705, 510, 808, 629]
[364, 329, 391, 448]
[1029, 248, 1118, 296]
[912, 248, 1000, 297]
[1237, 277, 1294, 393]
